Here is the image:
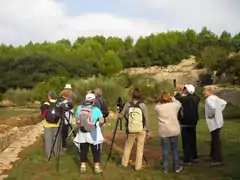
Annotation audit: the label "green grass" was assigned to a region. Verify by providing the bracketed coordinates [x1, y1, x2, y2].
[5, 105, 240, 180]
[0, 109, 38, 121]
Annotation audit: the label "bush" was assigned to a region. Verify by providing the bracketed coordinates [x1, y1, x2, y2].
[129, 80, 175, 103]
[4, 89, 35, 106]
[70, 77, 128, 107]
[33, 76, 68, 102]
[199, 73, 213, 86]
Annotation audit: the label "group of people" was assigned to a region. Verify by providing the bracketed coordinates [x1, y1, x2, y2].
[40, 83, 227, 175]
[154, 84, 226, 173]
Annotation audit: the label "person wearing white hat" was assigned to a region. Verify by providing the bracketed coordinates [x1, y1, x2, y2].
[64, 84, 72, 89]
[59, 84, 77, 150]
[175, 84, 200, 166]
[74, 93, 105, 174]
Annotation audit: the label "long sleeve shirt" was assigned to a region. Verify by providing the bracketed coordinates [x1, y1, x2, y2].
[205, 95, 227, 132]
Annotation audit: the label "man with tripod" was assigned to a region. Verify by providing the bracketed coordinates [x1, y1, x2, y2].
[58, 90, 75, 151]
[41, 91, 62, 159]
[117, 88, 150, 171]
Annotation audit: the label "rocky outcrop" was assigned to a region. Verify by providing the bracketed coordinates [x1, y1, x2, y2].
[0, 122, 43, 177]
[0, 126, 19, 153]
[2, 114, 42, 127]
[122, 57, 206, 85]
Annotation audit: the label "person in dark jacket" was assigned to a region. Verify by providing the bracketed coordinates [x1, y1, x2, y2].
[175, 84, 200, 166]
[82, 88, 109, 122]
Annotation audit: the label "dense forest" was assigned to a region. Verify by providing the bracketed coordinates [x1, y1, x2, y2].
[0, 27, 240, 93]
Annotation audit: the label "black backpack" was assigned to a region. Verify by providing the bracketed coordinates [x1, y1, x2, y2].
[96, 98, 109, 118]
[45, 101, 62, 124]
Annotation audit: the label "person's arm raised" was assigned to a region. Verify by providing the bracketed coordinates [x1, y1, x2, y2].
[117, 102, 129, 119]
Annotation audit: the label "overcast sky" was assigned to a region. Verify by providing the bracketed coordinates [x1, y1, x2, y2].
[0, 0, 239, 45]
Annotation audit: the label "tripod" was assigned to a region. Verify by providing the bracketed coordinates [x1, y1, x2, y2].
[48, 112, 77, 171]
[104, 118, 148, 169]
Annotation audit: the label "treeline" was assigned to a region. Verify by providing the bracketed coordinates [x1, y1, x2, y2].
[0, 27, 240, 92]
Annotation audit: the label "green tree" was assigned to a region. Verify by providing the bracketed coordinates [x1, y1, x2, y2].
[98, 50, 123, 76]
[200, 46, 228, 71]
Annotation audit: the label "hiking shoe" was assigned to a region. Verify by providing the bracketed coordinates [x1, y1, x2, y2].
[94, 166, 103, 174]
[161, 168, 168, 174]
[118, 164, 127, 169]
[209, 162, 224, 167]
[80, 166, 86, 173]
[175, 166, 183, 173]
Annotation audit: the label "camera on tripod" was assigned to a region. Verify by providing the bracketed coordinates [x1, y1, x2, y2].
[59, 101, 74, 113]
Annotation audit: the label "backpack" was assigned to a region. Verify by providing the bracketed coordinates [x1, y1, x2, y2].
[127, 102, 145, 133]
[77, 106, 97, 132]
[44, 101, 62, 124]
[96, 97, 109, 118]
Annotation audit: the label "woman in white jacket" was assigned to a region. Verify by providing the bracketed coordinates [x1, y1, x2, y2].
[155, 92, 182, 173]
[204, 86, 227, 167]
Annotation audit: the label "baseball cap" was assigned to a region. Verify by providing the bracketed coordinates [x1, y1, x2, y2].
[64, 84, 72, 89]
[85, 93, 96, 101]
[184, 84, 195, 94]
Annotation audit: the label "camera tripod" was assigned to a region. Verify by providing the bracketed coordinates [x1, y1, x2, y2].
[48, 112, 78, 171]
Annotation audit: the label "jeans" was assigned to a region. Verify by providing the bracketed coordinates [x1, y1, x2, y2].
[210, 128, 223, 162]
[181, 126, 198, 162]
[161, 136, 180, 171]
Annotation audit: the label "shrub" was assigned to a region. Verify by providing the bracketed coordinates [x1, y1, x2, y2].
[199, 73, 213, 86]
[129, 80, 174, 103]
[33, 76, 68, 102]
[70, 77, 128, 107]
[4, 89, 35, 106]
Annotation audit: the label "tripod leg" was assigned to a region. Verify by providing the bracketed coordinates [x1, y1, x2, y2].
[104, 119, 120, 169]
[48, 120, 63, 162]
[119, 119, 122, 130]
[56, 127, 62, 172]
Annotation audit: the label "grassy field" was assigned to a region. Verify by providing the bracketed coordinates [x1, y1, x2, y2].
[4, 104, 240, 180]
[0, 109, 38, 121]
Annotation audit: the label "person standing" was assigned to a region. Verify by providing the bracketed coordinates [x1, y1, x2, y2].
[73, 93, 105, 174]
[57, 90, 74, 150]
[203, 86, 226, 167]
[155, 92, 183, 173]
[117, 88, 150, 171]
[40, 91, 61, 159]
[175, 84, 200, 166]
[60, 84, 77, 103]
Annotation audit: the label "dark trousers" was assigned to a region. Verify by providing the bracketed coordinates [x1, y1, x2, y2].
[62, 123, 69, 148]
[181, 126, 198, 162]
[210, 128, 223, 162]
[80, 143, 101, 163]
